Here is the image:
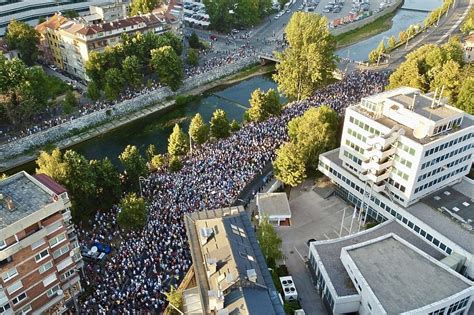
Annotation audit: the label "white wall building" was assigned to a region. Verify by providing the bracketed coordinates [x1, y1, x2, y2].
[318, 87, 474, 279]
[308, 220, 474, 315]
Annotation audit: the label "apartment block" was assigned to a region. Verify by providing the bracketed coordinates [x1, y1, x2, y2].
[36, 11, 169, 80]
[0, 172, 83, 314]
[317, 87, 474, 279]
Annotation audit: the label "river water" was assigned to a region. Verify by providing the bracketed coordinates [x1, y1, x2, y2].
[336, 0, 443, 61]
[11, 0, 441, 173]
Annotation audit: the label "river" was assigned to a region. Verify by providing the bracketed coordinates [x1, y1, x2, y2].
[336, 0, 443, 61]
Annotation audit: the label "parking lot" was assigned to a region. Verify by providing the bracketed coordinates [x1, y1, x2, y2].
[275, 179, 356, 315]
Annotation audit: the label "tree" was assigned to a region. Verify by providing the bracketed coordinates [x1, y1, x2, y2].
[104, 68, 124, 100]
[456, 77, 474, 114]
[35, 148, 66, 182]
[151, 46, 183, 91]
[168, 124, 188, 156]
[388, 36, 397, 49]
[164, 286, 183, 315]
[146, 144, 158, 161]
[273, 142, 307, 188]
[256, 216, 284, 267]
[149, 154, 165, 171]
[62, 10, 79, 18]
[230, 120, 240, 132]
[85, 51, 108, 87]
[461, 8, 474, 34]
[90, 158, 121, 210]
[287, 106, 338, 172]
[122, 55, 143, 88]
[273, 13, 336, 100]
[204, 0, 235, 31]
[369, 40, 385, 64]
[117, 193, 147, 230]
[210, 109, 231, 138]
[87, 80, 100, 101]
[234, 0, 260, 27]
[264, 89, 281, 116]
[6, 20, 39, 65]
[247, 88, 282, 122]
[168, 155, 183, 172]
[188, 32, 201, 49]
[189, 113, 209, 145]
[63, 90, 77, 115]
[119, 145, 148, 190]
[130, 0, 158, 16]
[431, 59, 461, 102]
[187, 48, 199, 66]
[398, 30, 408, 43]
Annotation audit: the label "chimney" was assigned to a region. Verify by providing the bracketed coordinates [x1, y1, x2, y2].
[6, 197, 15, 211]
[410, 93, 417, 110]
[247, 269, 257, 283]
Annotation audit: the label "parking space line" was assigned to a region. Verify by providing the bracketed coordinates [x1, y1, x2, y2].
[323, 233, 331, 240]
[294, 246, 306, 263]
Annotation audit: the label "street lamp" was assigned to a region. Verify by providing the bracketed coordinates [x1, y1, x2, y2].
[138, 176, 148, 197]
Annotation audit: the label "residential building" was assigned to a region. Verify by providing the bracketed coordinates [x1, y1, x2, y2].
[0, 0, 113, 36]
[317, 87, 474, 278]
[256, 192, 292, 226]
[35, 13, 69, 68]
[80, 2, 129, 25]
[36, 12, 168, 80]
[0, 171, 83, 314]
[308, 220, 474, 314]
[183, 206, 285, 315]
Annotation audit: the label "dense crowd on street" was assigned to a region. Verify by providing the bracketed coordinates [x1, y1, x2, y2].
[77, 70, 389, 313]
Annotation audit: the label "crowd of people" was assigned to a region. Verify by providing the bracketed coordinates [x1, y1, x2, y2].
[78, 70, 389, 313]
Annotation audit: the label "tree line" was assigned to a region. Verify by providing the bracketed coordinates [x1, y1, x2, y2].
[85, 31, 184, 100]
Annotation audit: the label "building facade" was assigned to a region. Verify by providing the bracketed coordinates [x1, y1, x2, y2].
[0, 172, 83, 314]
[318, 87, 474, 278]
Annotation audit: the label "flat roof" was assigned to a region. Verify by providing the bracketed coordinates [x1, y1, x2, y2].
[0, 172, 54, 229]
[257, 193, 291, 218]
[347, 235, 472, 314]
[184, 207, 284, 315]
[313, 220, 446, 297]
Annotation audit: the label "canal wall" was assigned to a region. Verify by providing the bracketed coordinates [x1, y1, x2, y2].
[331, 0, 404, 36]
[0, 56, 259, 170]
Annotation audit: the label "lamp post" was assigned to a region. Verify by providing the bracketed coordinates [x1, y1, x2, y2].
[138, 176, 147, 197]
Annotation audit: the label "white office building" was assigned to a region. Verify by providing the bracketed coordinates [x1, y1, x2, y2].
[318, 87, 474, 279]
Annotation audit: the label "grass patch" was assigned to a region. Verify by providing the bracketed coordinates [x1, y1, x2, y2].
[175, 94, 200, 106]
[45, 74, 71, 99]
[335, 11, 396, 47]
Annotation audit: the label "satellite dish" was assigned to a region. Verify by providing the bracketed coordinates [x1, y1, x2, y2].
[413, 123, 428, 139]
[57, 289, 64, 296]
[91, 246, 98, 253]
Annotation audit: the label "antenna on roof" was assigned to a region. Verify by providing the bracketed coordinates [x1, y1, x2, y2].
[437, 85, 445, 107]
[410, 92, 417, 111]
[431, 87, 438, 109]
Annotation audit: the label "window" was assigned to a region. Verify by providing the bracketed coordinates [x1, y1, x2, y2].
[12, 292, 27, 305]
[19, 304, 32, 315]
[2, 268, 18, 282]
[53, 245, 69, 259]
[7, 281, 23, 295]
[60, 269, 75, 282]
[0, 302, 11, 313]
[49, 234, 66, 248]
[46, 285, 60, 298]
[39, 261, 53, 274]
[43, 273, 57, 287]
[35, 249, 49, 263]
[0, 240, 6, 250]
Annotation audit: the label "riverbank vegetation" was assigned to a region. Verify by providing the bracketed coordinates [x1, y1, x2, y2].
[461, 8, 474, 34]
[387, 37, 473, 114]
[274, 12, 337, 101]
[335, 11, 396, 47]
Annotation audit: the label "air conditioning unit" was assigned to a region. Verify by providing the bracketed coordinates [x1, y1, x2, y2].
[280, 276, 298, 301]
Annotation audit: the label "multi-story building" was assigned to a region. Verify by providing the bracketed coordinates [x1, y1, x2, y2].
[36, 12, 168, 80]
[318, 87, 474, 278]
[308, 220, 474, 314]
[35, 14, 69, 68]
[0, 171, 83, 314]
[0, 0, 114, 36]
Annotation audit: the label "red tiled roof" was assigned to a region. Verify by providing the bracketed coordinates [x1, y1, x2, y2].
[34, 174, 68, 195]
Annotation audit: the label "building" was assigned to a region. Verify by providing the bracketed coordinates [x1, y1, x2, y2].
[36, 12, 168, 80]
[464, 33, 474, 62]
[183, 206, 285, 315]
[308, 220, 474, 314]
[0, 171, 83, 314]
[81, 2, 129, 25]
[0, 39, 19, 61]
[256, 192, 291, 226]
[318, 87, 474, 279]
[0, 0, 114, 36]
[35, 13, 70, 68]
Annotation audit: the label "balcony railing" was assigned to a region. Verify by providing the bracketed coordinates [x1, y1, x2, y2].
[362, 158, 393, 172]
[0, 228, 48, 260]
[363, 145, 396, 161]
[365, 170, 390, 184]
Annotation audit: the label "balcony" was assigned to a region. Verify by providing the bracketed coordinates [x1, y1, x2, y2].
[365, 170, 390, 184]
[372, 182, 386, 193]
[363, 145, 396, 161]
[62, 210, 72, 223]
[0, 228, 48, 260]
[362, 158, 393, 172]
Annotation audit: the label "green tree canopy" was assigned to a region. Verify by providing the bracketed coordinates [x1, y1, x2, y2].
[247, 88, 282, 122]
[35, 148, 66, 182]
[168, 155, 183, 172]
[104, 68, 124, 100]
[130, 0, 158, 16]
[187, 48, 199, 66]
[146, 144, 158, 161]
[63, 90, 77, 114]
[151, 46, 183, 91]
[119, 145, 148, 190]
[456, 77, 474, 114]
[168, 124, 189, 156]
[87, 80, 100, 101]
[188, 32, 201, 49]
[149, 154, 165, 171]
[388, 36, 397, 49]
[117, 193, 147, 230]
[6, 20, 39, 65]
[461, 8, 474, 34]
[210, 109, 231, 138]
[122, 55, 143, 88]
[189, 113, 209, 145]
[256, 216, 284, 267]
[273, 142, 307, 188]
[431, 59, 461, 102]
[230, 120, 240, 132]
[273, 12, 336, 101]
[165, 286, 183, 315]
[90, 158, 122, 210]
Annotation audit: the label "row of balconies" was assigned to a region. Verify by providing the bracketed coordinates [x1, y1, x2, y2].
[363, 145, 396, 161]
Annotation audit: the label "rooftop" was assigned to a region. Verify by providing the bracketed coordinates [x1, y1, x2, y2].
[346, 235, 472, 314]
[257, 193, 291, 218]
[0, 172, 55, 229]
[184, 207, 284, 315]
[312, 220, 446, 297]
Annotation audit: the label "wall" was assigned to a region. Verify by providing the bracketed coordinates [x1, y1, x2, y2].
[0, 56, 258, 164]
[331, 0, 403, 37]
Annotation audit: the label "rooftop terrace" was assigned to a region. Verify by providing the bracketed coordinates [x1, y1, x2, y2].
[0, 172, 54, 230]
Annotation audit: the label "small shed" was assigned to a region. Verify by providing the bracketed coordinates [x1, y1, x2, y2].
[256, 192, 291, 226]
